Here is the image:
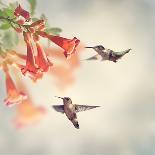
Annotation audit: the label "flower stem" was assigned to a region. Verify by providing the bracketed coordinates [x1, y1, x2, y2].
[0, 16, 31, 32]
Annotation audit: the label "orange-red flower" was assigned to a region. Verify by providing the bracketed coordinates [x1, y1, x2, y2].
[21, 32, 39, 75]
[35, 41, 53, 72]
[16, 63, 43, 82]
[38, 31, 80, 59]
[13, 98, 46, 129]
[33, 34, 53, 72]
[14, 4, 30, 19]
[3, 65, 27, 106]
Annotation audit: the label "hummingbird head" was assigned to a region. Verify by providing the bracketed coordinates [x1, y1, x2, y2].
[85, 45, 105, 51]
[55, 96, 71, 103]
[94, 45, 105, 50]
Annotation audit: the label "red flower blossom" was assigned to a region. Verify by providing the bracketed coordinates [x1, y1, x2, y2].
[38, 31, 80, 59]
[21, 32, 38, 75]
[14, 4, 30, 19]
[35, 42, 53, 72]
[33, 34, 53, 72]
[3, 64, 27, 106]
[16, 64, 43, 82]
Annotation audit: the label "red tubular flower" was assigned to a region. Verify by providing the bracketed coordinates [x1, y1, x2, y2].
[21, 32, 38, 75]
[16, 64, 43, 82]
[38, 31, 80, 59]
[35, 42, 53, 72]
[14, 4, 30, 19]
[14, 4, 22, 16]
[33, 34, 53, 72]
[3, 65, 27, 106]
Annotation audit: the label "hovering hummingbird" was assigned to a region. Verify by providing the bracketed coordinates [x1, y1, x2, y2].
[85, 45, 131, 62]
[52, 96, 100, 129]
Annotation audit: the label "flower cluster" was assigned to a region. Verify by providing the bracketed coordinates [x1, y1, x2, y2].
[12, 5, 80, 80]
[0, 4, 81, 128]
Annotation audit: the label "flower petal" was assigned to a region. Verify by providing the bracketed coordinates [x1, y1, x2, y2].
[35, 41, 53, 72]
[22, 32, 38, 75]
[14, 4, 30, 19]
[3, 67, 27, 106]
[38, 31, 80, 58]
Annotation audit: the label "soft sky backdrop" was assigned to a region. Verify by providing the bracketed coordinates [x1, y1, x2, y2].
[0, 0, 155, 155]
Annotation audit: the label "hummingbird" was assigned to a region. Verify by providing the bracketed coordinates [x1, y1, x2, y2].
[85, 45, 131, 62]
[52, 96, 100, 129]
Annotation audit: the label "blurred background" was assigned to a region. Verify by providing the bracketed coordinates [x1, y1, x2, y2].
[0, 0, 155, 155]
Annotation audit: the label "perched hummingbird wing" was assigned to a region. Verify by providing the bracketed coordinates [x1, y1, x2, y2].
[52, 105, 64, 113]
[75, 105, 100, 113]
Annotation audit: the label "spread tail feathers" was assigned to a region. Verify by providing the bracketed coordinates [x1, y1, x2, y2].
[72, 118, 80, 129]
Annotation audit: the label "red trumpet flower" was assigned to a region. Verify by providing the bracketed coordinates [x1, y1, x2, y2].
[21, 32, 38, 75]
[14, 4, 30, 19]
[38, 31, 80, 59]
[3, 64, 27, 106]
[33, 34, 53, 72]
[35, 41, 53, 72]
[16, 64, 43, 82]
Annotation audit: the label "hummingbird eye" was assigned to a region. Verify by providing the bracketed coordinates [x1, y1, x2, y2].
[65, 97, 70, 101]
[98, 45, 105, 50]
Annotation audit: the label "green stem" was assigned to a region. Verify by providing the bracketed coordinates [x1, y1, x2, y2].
[0, 16, 31, 32]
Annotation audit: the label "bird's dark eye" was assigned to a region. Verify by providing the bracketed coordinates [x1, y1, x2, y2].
[98, 45, 105, 50]
[65, 97, 69, 100]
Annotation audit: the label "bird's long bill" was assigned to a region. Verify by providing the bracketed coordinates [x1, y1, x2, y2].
[85, 46, 94, 48]
[54, 96, 64, 99]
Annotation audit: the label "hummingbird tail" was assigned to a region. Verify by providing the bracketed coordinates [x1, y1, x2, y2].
[72, 119, 80, 129]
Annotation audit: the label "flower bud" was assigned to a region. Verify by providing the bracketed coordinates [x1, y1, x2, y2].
[17, 19, 25, 25]
[15, 27, 23, 33]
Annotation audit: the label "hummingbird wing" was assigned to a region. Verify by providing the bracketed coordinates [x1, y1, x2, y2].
[75, 105, 100, 113]
[112, 49, 131, 60]
[84, 54, 101, 61]
[52, 105, 64, 113]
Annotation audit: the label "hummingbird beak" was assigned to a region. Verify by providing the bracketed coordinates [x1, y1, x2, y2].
[85, 46, 94, 48]
[54, 96, 64, 99]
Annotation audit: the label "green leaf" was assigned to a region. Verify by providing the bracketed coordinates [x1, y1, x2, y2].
[2, 7, 14, 17]
[28, 0, 36, 16]
[0, 9, 3, 15]
[46, 27, 62, 35]
[0, 22, 11, 29]
[2, 30, 19, 49]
